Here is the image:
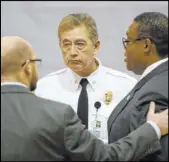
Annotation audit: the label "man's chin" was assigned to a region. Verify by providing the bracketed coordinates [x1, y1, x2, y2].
[69, 65, 83, 72]
[72, 69, 83, 74]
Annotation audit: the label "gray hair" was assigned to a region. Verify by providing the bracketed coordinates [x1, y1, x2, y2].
[134, 12, 168, 58]
[58, 13, 99, 44]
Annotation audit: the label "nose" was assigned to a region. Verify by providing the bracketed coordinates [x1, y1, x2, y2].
[70, 45, 78, 57]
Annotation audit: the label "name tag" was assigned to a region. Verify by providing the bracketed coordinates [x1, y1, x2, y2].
[96, 121, 101, 128]
[89, 114, 108, 141]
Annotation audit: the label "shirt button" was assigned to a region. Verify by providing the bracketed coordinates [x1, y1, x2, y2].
[92, 80, 96, 84]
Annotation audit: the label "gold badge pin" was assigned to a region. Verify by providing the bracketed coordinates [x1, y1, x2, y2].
[104, 91, 113, 105]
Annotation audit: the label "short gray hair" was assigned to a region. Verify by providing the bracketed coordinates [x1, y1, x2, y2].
[58, 13, 99, 44]
[134, 12, 168, 58]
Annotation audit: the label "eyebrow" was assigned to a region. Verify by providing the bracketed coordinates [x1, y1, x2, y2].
[75, 39, 86, 42]
[62, 39, 71, 43]
[62, 39, 87, 43]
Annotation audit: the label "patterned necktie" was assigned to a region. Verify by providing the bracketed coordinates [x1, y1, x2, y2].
[77, 78, 89, 129]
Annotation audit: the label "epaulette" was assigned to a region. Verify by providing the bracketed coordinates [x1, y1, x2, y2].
[106, 68, 136, 82]
[38, 69, 67, 81]
[46, 68, 67, 77]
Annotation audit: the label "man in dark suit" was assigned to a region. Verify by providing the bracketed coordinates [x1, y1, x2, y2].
[108, 12, 168, 161]
[1, 36, 168, 161]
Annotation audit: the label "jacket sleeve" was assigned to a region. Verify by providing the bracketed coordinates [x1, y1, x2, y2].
[63, 105, 161, 161]
[129, 92, 168, 161]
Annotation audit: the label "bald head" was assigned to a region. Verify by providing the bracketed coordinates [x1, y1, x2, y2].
[1, 36, 35, 75]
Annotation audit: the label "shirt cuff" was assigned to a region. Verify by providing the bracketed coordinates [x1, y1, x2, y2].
[146, 120, 161, 140]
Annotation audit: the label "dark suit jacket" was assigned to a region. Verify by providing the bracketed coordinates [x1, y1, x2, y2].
[108, 61, 168, 161]
[1, 85, 161, 161]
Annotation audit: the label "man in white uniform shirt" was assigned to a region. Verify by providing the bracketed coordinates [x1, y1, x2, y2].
[35, 13, 137, 143]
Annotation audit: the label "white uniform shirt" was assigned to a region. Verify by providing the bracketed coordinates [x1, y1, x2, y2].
[35, 59, 137, 143]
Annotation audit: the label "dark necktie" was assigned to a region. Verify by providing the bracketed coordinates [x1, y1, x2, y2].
[77, 78, 89, 129]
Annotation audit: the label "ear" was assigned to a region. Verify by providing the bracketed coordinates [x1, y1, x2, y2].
[93, 40, 100, 56]
[144, 39, 152, 55]
[23, 61, 32, 76]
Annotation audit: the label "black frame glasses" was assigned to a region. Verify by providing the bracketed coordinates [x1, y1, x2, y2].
[21, 59, 42, 67]
[122, 37, 145, 49]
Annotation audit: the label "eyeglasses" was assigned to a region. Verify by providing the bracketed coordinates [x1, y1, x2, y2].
[61, 42, 87, 52]
[122, 37, 145, 49]
[21, 59, 42, 67]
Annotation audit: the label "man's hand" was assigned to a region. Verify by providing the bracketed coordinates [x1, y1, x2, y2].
[147, 101, 168, 136]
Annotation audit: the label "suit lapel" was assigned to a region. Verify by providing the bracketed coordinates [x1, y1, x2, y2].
[107, 87, 135, 134]
[108, 61, 168, 134]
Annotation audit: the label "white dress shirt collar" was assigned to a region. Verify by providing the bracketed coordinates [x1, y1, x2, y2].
[68, 58, 102, 91]
[1, 82, 27, 88]
[140, 58, 168, 80]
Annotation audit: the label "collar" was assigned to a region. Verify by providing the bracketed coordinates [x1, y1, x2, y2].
[68, 58, 102, 92]
[140, 58, 168, 80]
[1, 82, 28, 88]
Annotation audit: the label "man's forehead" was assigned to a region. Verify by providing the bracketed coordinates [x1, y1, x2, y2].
[62, 37, 87, 42]
[60, 26, 89, 40]
[126, 22, 139, 36]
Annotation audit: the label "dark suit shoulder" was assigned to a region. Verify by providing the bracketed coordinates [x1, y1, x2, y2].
[140, 70, 168, 97]
[33, 95, 74, 120]
[35, 95, 72, 111]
